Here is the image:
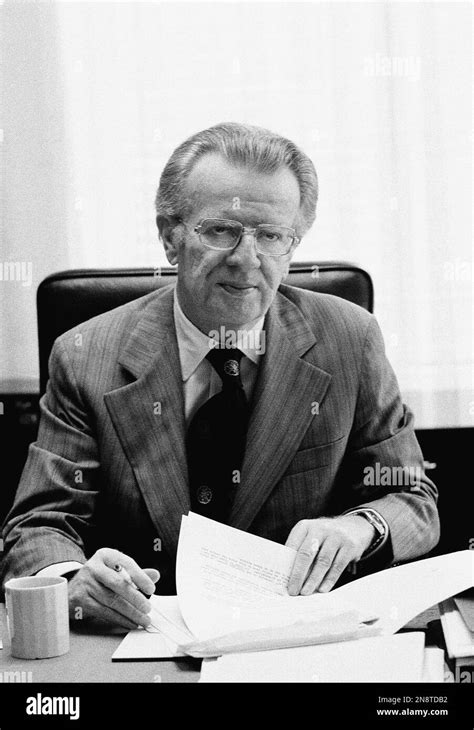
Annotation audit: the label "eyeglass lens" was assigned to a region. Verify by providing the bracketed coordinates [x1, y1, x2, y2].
[199, 219, 294, 255]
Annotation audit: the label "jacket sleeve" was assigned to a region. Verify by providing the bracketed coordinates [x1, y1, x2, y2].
[338, 315, 440, 564]
[0, 337, 99, 589]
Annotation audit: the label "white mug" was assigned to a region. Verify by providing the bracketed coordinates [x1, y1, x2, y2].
[5, 576, 69, 659]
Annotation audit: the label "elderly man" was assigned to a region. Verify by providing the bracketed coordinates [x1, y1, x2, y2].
[0, 123, 439, 631]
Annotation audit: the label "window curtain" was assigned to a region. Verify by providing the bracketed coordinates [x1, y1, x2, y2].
[1, 1, 472, 428]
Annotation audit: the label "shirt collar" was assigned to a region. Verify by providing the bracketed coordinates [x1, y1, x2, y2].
[173, 290, 265, 382]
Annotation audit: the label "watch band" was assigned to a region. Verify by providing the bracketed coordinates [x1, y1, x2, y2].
[346, 508, 388, 559]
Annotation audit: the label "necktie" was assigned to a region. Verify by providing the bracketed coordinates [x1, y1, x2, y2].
[186, 348, 249, 523]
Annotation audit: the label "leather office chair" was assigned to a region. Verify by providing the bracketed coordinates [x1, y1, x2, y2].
[37, 262, 373, 395]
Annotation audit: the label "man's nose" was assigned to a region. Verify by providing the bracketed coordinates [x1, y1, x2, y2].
[226, 231, 261, 268]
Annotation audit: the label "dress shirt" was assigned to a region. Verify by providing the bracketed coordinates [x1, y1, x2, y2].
[173, 290, 264, 425]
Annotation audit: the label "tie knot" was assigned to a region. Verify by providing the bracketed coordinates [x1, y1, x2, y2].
[206, 347, 244, 386]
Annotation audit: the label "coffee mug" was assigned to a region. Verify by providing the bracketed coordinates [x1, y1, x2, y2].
[5, 576, 70, 659]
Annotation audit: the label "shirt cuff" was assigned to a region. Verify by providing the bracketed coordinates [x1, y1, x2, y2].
[343, 508, 390, 559]
[35, 561, 84, 578]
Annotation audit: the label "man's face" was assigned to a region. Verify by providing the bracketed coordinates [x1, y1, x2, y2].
[160, 153, 301, 333]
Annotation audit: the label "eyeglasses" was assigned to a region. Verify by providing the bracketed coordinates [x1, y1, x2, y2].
[180, 218, 299, 256]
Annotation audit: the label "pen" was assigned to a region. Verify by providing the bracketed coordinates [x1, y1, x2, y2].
[113, 564, 151, 598]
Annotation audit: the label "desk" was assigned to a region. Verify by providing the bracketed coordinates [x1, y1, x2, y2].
[0, 604, 447, 683]
[0, 605, 200, 683]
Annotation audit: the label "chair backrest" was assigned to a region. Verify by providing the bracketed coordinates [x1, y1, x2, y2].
[37, 261, 373, 394]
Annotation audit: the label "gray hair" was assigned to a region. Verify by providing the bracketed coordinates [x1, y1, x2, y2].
[155, 122, 318, 236]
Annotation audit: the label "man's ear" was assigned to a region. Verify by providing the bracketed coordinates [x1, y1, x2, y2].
[156, 214, 181, 266]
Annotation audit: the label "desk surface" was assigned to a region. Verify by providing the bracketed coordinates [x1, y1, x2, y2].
[0, 604, 441, 683]
[0, 605, 200, 683]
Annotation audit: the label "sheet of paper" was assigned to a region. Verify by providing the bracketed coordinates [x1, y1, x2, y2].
[112, 628, 186, 660]
[178, 512, 296, 602]
[176, 513, 372, 643]
[147, 595, 195, 647]
[422, 647, 445, 683]
[177, 512, 295, 640]
[332, 550, 474, 634]
[199, 632, 426, 683]
[439, 598, 474, 658]
[183, 616, 380, 658]
[453, 589, 474, 631]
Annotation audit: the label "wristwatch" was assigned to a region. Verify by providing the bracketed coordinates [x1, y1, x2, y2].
[346, 508, 388, 559]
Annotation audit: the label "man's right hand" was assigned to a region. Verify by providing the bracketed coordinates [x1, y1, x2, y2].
[68, 548, 160, 631]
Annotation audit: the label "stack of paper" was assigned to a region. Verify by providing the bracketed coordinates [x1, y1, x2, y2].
[199, 633, 428, 682]
[440, 592, 474, 671]
[113, 513, 474, 664]
[147, 513, 379, 657]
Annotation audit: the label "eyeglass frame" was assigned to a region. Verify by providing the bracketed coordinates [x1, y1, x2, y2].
[177, 217, 300, 257]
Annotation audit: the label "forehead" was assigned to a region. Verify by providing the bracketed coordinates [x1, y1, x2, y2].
[183, 153, 301, 223]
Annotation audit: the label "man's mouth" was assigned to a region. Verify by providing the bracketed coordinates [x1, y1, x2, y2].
[218, 283, 257, 295]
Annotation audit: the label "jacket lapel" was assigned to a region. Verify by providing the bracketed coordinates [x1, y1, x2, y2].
[230, 290, 332, 531]
[104, 287, 189, 560]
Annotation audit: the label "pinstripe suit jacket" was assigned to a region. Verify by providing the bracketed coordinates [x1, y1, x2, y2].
[0, 284, 439, 593]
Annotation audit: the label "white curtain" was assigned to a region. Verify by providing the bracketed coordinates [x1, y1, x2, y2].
[1, 1, 472, 428]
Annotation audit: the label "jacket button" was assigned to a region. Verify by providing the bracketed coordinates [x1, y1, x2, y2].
[197, 486, 213, 504]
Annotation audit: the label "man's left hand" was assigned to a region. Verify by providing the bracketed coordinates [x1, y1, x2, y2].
[285, 515, 374, 596]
